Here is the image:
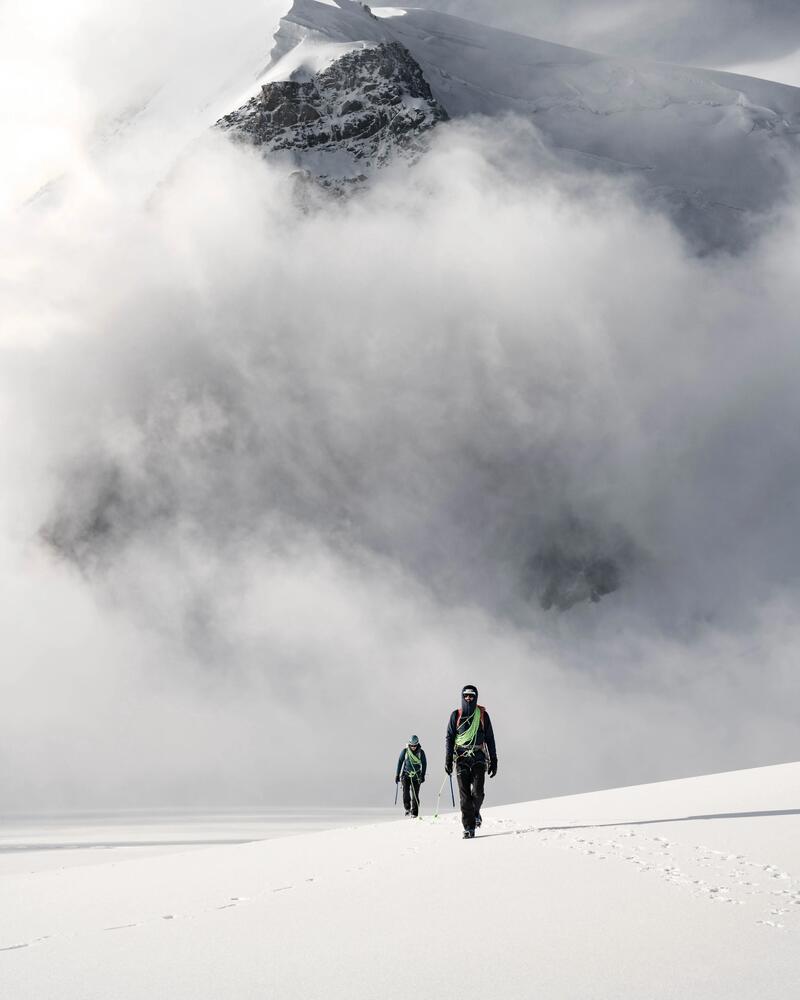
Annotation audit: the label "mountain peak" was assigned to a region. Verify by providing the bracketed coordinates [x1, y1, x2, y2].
[218, 0, 800, 247]
[217, 37, 447, 187]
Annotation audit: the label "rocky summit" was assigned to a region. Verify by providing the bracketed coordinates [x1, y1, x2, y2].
[216, 41, 448, 187]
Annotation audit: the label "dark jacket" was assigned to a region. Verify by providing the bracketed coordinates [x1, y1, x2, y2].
[396, 746, 427, 780]
[446, 706, 497, 767]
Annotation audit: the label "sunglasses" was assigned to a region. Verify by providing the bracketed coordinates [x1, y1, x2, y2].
[463, 692, 476, 699]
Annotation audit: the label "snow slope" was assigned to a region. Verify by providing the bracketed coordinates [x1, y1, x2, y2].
[244, 0, 800, 245]
[3, 762, 799, 998]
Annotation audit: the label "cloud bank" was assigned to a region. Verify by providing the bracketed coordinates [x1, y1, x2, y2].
[3, 2, 800, 811]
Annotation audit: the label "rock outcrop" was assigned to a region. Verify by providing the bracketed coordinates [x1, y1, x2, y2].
[216, 41, 448, 187]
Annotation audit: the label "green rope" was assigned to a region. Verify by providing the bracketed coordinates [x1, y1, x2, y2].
[454, 708, 481, 754]
[410, 776, 422, 819]
[405, 746, 422, 775]
[433, 773, 448, 819]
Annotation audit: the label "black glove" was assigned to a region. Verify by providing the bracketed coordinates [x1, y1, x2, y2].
[488, 760, 497, 778]
[445, 759, 453, 775]
[395, 775, 400, 783]
[420, 777, 425, 784]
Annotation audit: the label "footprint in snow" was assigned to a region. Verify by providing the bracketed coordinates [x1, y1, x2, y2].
[536, 827, 800, 929]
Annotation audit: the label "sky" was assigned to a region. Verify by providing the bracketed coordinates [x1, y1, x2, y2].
[2, 1, 800, 812]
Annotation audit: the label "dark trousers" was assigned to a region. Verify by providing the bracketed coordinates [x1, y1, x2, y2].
[402, 775, 422, 815]
[456, 760, 486, 831]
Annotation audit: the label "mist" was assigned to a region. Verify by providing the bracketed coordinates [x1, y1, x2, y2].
[409, 0, 800, 70]
[3, 2, 800, 813]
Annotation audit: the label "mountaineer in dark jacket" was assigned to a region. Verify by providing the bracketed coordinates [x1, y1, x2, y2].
[395, 736, 427, 817]
[445, 684, 497, 838]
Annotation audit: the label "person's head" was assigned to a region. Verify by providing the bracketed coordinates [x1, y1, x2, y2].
[461, 684, 478, 713]
[408, 735, 420, 748]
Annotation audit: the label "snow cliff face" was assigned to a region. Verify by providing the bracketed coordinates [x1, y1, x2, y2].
[218, 0, 800, 246]
[216, 40, 448, 185]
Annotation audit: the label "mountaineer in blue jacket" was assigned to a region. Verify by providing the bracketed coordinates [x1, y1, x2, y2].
[395, 736, 427, 817]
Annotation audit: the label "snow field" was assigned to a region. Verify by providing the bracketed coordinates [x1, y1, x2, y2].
[2, 763, 799, 998]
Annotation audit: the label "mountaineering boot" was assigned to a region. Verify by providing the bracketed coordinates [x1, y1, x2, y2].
[405, 810, 411, 816]
[462, 829, 475, 839]
[475, 812, 482, 828]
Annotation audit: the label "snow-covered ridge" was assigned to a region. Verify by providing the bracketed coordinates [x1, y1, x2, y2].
[224, 0, 800, 246]
[266, 0, 392, 75]
[276, 0, 800, 118]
